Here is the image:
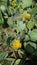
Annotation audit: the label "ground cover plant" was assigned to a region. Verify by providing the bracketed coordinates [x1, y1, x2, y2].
[0, 0, 37, 65]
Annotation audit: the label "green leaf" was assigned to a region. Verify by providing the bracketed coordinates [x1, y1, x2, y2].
[4, 58, 16, 65]
[17, 21, 26, 32]
[26, 44, 35, 54]
[0, 11, 4, 25]
[35, 22, 37, 27]
[2, 61, 11, 65]
[0, 5, 6, 12]
[27, 21, 35, 30]
[6, 37, 12, 46]
[22, 0, 33, 8]
[28, 42, 36, 49]
[0, 52, 8, 61]
[33, 4, 37, 14]
[0, 0, 7, 6]
[28, 29, 37, 42]
[14, 59, 21, 65]
[0, 18, 4, 25]
[18, 59, 25, 65]
[7, 17, 14, 27]
[32, 50, 37, 56]
[24, 42, 36, 49]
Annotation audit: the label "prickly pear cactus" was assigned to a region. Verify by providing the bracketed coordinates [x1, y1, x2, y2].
[0, 0, 37, 65]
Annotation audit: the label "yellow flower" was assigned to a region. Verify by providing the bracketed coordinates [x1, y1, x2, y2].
[24, 13, 31, 19]
[11, 1, 17, 7]
[13, 40, 22, 49]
